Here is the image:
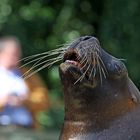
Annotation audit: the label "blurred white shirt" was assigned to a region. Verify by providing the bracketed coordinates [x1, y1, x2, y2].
[0, 66, 28, 99]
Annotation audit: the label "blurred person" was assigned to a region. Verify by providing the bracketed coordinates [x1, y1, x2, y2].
[21, 67, 49, 128]
[0, 36, 33, 127]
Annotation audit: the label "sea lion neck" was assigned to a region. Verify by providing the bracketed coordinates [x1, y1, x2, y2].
[60, 67, 137, 128]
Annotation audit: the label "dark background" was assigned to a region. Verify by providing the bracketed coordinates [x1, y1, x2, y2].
[0, 0, 140, 130]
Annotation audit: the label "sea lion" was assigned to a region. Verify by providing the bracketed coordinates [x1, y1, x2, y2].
[59, 36, 140, 140]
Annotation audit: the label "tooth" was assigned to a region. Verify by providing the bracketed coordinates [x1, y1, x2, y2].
[65, 60, 80, 67]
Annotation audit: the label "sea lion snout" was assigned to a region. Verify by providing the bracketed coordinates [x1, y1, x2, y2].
[60, 36, 128, 85]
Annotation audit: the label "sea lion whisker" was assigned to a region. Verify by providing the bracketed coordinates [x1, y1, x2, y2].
[32, 53, 64, 70]
[24, 49, 65, 62]
[89, 52, 96, 79]
[74, 61, 87, 85]
[79, 53, 87, 65]
[23, 58, 62, 79]
[95, 41, 101, 49]
[97, 65, 102, 84]
[75, 63, 91, 84]
[22, 57, 62, 78]
[98, 55, 108, 76]
[101, 65, 107, 79]
[80, 64, 91, 81]
[80, 58, 88, 70]
[101, 66, 107, 79]
[119, 58, 127, 62]
[93, 56, 97, 78]
[65, 39, 76, 44]
[19, 47, 66, 62]
[93, 67, 96, 77]
[93, 55, 96, 67]
[89, 65, 94, 80]
[56, 44, 71, 48]
[74, 60, 90, 85]
[94, 45, 100, 53]
[79, 57, 87, 68]
[19, 51, 64, 68]
[96, 55, 103, 84]
[80, 51, 88, 69]
[57, 39, 76, 48]
[28, 56, 62, 71]
[93, 57, 96, 78]
[21, 55, 48, 73]
[20, 53, 58, 68]
[98, 56, 107, 79]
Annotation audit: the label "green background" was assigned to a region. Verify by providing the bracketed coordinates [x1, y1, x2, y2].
[0, 0, 139, 131]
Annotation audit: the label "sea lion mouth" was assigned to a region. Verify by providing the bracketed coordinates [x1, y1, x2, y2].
[63, 50, 82, 69]
[60, 50, 86, 84]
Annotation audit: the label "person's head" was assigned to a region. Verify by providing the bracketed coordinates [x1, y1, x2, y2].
[0, 36, 22, 69]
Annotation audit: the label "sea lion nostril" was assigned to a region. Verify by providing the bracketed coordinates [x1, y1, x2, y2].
[82, 36, 92, 41]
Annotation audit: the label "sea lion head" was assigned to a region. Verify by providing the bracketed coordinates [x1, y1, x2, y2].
[60, 36, 127, 87]
[59, 36, 140, 123]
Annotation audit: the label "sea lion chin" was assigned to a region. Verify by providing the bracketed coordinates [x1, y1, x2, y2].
[59, 36, 140, 140]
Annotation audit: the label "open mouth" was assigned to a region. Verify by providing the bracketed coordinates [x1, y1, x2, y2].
[62, 50, 92, 82]
[63, 50, 82, 68]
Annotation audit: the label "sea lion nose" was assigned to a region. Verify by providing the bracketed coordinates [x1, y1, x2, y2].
[81, 36, 92, 41]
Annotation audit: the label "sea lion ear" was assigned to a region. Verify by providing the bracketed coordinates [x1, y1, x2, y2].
[127, 78, 140, 103]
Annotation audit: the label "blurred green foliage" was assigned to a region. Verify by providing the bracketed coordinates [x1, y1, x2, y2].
[99, 0, 140, 87]
[0, 0, 140, 130]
